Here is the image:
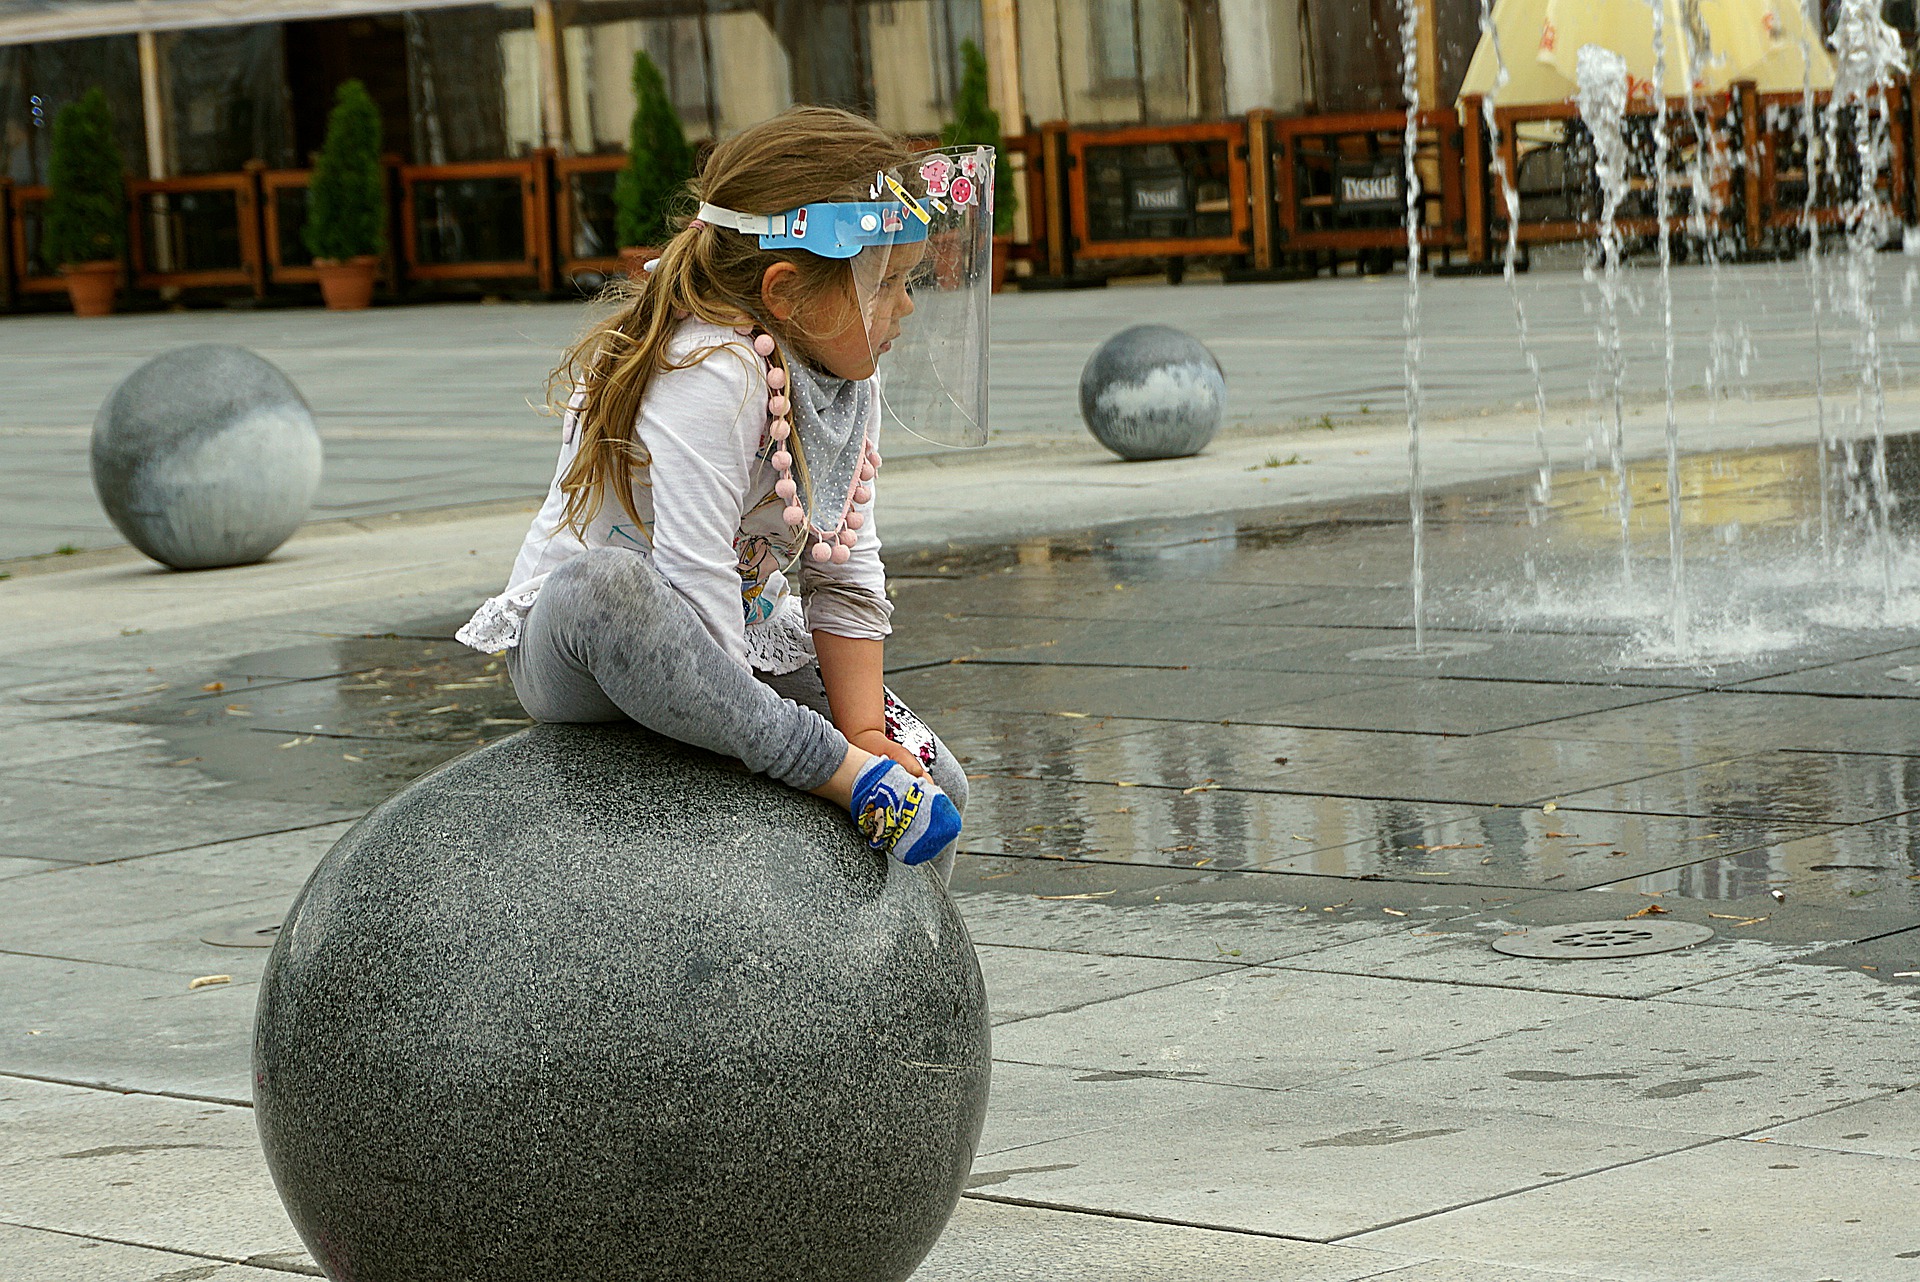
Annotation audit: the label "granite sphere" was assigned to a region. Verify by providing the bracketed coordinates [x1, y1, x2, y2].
[253, 722, 991, 1282]
[91, 343, 321, 569]
[1078, 324, 1227, 460]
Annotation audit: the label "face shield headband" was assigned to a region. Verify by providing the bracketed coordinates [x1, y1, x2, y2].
[695, 199, 930, 259]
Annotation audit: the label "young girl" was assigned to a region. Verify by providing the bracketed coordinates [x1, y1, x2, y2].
[456, 106, 975, 873]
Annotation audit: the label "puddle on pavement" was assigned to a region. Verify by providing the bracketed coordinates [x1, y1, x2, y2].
[107, 620, 529, 809]
[62, 432, 1920, 958]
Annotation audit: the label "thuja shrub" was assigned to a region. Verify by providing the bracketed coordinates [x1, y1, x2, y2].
[615, 50, 695, 248]
[43, 88, 126, 267]
[304, 79, 386, 262]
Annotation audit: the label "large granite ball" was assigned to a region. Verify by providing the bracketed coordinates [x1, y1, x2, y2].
[253, 723, 990, 1282]
[91, 344, 321, 569]
[1078, 324, 1227, 460]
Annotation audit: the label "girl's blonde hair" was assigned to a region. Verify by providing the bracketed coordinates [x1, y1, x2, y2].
[552, 105, 914, 537]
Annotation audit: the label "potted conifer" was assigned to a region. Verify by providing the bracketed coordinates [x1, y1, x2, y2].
[304, 80, 386, 310]
[941, 40, 1018, 292]
[615, 50, 695, 277]
[43, 88, 126, 318]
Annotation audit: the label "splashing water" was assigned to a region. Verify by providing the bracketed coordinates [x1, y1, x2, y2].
[1402, 0, 1427, 651]
[1475, 0, 1553, 532]
[1576, 44, 1634, 583]
[1650, 1, 1688, 651]
[1828, 0, 1907, 606]
[1801, 0, 1832, 558]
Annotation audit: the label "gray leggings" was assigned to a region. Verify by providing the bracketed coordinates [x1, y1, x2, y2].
[506, 547, 967, 872]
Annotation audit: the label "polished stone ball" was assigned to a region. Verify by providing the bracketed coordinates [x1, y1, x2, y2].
[91, 344, 322, 569]
[254, 722, 990, 1282]
[1078, 324, 1227, 460]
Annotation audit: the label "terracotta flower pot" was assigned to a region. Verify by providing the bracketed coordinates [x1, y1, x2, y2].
[314, 256, 379, 311]
[992, 235, 1013, 294]
[60, 261, 119, 317]
[619, 246, 663, 279]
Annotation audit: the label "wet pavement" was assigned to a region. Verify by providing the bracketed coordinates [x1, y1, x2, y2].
[7, 434, 1920, 1279]
[13, 256, 1920, 560]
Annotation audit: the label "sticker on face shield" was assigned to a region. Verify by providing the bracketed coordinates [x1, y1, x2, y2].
[881, 206, 905, 233]
[949, 176, 977, 206]
[790, 207, 809, 239]
[917, 156, 954, 197]
[883, 175, 932, 224]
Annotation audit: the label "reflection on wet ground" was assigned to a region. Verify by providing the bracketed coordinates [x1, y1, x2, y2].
[24, 432, 1920, 973]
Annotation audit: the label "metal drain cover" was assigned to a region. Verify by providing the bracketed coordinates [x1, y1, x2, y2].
[1347, 641, 1491, 662]
[1492, 919, 1715, 960]
[202, 916, 284, 948]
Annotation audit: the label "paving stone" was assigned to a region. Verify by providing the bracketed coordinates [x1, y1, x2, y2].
[1556, 749, 1920, 824]
[1599, 816, 1920, 915]
[0, 824, 345, 972]
[888, 660, 1398, 725]
[1322, 1000, 1920, 1135]
[958, 1078, 1703, 1241]
[990, 966, 1608, 1091]
[1266, 917, 1822, 1000]
[0, 1078, 308, 1268]
[1023, 720, 1733, 808]
[1351, 1262, 1615, 1282]
[975, 1059, 1260, 1158]
[1761, 1087, 1920, 1157]
[963, 773, 1480, 872]
[911, 1196, 1406, 1282]
[0, 776, 354, 867]
[0, 1223, 304, 1282]
[975, 944, 1237, 1025]
[1510, 690, 1920, 756]
[0, 721, 166, 770]
[0, 955, 257, 1102]
[1231, 676, 1686, 736]
[1730, 645, 1920, 699]
[1259, 805, 1829, 891]
[950, 861, 1512, 965]
[1348, 1139, 1920, 1282]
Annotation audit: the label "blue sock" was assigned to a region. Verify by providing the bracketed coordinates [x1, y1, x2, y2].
[850, 758, 962, 866]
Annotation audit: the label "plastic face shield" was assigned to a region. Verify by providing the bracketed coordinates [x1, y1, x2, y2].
[849, 146, 995, 448]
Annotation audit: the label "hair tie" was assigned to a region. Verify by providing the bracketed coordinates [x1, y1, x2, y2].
[687, 219, 707, 231]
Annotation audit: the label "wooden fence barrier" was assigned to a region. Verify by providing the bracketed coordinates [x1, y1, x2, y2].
[553, 153, 628, 284]
[6, 184, 65, 298]
[1270, 109, 1464, 264]
[126, 169, 266, 296]
[399, 156, 553, 293]
[17, 89, 1920, 307]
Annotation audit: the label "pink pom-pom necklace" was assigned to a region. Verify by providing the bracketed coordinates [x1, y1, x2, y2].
[735, 322, 880, 567]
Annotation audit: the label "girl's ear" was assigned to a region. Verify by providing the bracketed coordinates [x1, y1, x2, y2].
[761, 262, 800, 322]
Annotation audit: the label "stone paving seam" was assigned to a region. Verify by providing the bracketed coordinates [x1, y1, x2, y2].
[958, 1189, 1343, 1247]
[0, 946, 206, 976]
[0, 1069, 252, 1110]
[7, 817, 363, 871]
[1260, 952, 1791, 1004]
[988, 961, 1271, 1029]
[1317, 1133, 1731, 1247]
[0, 1220, 321, 1277]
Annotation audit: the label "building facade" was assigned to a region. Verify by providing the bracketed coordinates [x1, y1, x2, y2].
[0, 0, 1507, 187]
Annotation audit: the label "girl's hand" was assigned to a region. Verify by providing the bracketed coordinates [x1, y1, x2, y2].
[848, 727, 926, 777]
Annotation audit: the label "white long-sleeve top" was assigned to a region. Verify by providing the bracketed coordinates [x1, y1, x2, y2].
[456, 320, 892, 671]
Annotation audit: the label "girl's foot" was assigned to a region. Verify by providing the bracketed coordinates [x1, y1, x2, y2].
[849, 757, 961, 866]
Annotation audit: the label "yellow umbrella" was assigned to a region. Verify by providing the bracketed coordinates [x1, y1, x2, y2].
[1459, 0, 1835, 104]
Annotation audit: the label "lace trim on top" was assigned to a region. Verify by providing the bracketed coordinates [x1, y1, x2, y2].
[457, 573, 816, 675]
[744, 594, 816, 674]
[455, 578, 545, 654]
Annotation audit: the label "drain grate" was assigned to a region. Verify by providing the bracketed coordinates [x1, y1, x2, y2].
[202, 916, 285, 949]
[1492, 919, 1714, 960]
[1347, 641, 1491, 662]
